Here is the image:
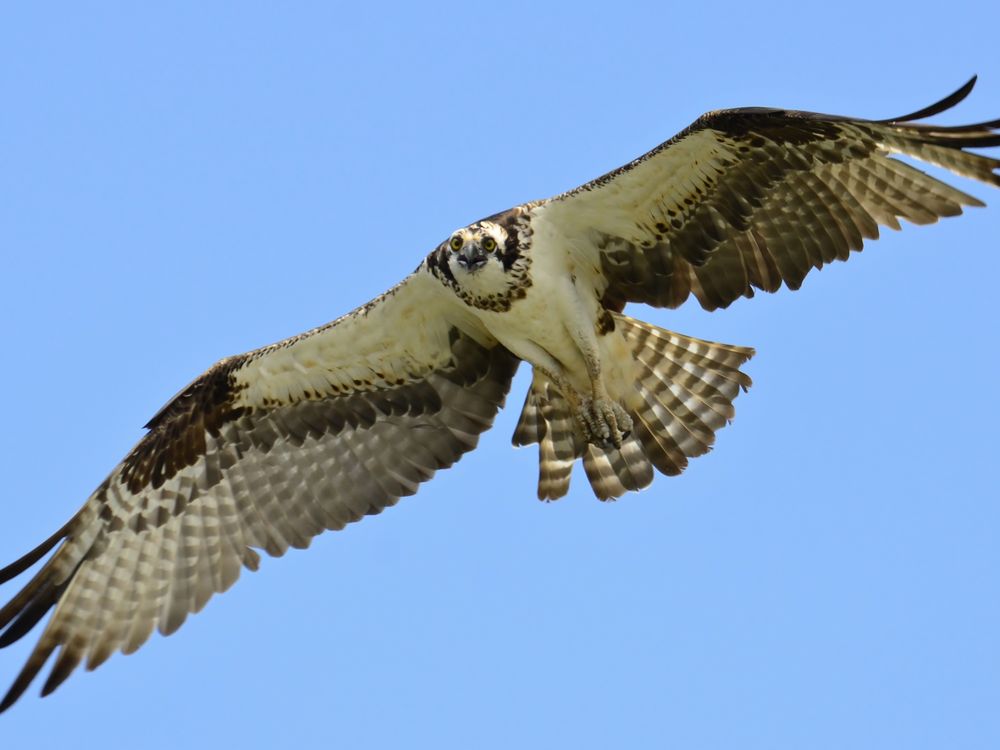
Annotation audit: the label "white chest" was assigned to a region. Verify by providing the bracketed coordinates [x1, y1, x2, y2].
[471, 232, 604, 391]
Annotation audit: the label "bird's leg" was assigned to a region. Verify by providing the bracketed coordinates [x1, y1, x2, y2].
[559, 298, 633, 450]
[531, 354, 630, 449]
[576, 350, 632, 450]
[513, 288, 632, 449]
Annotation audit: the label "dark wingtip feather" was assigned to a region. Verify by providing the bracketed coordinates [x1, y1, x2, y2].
[0, 579, 66, 649]
[878, 76, 978, 124]
[0, 519, 72, 584]
[0, 643, 56, 714]
[0, 688, 18, 714]
[40, 645, 83, 698]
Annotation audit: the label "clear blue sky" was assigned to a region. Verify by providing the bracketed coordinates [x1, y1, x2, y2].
[1, 3, 998, 747]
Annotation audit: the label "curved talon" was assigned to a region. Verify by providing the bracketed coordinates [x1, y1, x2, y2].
[578, 397, 632, 449]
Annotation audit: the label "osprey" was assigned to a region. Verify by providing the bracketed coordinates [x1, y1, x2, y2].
[2, 79, 998, 711]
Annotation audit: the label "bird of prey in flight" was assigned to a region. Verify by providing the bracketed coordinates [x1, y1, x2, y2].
[1, 78, 998, 712]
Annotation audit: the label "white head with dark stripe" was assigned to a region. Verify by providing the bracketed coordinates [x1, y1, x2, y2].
[427, 213, 532, 311]
[447, 220, 511, 273]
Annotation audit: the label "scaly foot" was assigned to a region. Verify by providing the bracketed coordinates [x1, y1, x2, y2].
[577, 397, 633, 449]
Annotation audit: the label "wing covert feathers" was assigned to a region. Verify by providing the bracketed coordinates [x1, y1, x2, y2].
[540, 77, 1000, 311]
[0, 275, 518, 712]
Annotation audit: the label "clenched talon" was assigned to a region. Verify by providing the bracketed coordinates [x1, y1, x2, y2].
[578, 397, 633, 449]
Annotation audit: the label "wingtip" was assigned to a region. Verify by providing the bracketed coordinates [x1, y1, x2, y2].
[0, 522, 71, 585]
[878, 75, 980, 124]
[950, 73, 977, 99]
[0, 672, 34, 714]
[0, 635, 61, 713]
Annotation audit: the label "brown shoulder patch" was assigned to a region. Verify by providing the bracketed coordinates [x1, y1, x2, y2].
[120, 355, 248, 494]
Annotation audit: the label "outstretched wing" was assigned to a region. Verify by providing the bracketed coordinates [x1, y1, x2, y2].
[534, 77, 1000, 311]
[0, 270, 519, 711]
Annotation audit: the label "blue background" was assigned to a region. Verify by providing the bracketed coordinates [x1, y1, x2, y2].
[1, 3, 998, 747]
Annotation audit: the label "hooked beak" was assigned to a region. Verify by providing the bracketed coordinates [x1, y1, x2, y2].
[457, 243, 488, 271]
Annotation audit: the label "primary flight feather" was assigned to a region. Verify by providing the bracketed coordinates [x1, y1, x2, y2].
[2, 78, 998, 711]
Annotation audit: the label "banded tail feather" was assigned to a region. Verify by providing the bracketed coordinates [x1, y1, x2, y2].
[513, 314, 754, 500]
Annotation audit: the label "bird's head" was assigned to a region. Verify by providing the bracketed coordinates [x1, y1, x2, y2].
[444, 222, 508, 275]
[425, 212, 531, 311]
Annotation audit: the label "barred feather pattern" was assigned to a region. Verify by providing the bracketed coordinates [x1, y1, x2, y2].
[513, 373, 582, 500]
[618, 315, 753, 480]
[513, 314, 754, 500]
[540, 77, 1000, 313]
[0, 276, 519, 712]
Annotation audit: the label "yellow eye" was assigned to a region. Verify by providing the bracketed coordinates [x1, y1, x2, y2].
[449, 235, 464, 251]
[482, 236, 497, 252]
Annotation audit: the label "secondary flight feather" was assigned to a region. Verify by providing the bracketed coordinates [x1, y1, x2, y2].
[2, 77, 998, 711]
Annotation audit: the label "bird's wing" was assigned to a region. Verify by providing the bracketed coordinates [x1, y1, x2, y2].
[0, 269, 519, 710]
[532, 77, 1000, 311]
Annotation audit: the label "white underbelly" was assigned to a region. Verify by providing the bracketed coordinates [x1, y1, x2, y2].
[478, 288, 588, 376]
[473, 276, 637, 402]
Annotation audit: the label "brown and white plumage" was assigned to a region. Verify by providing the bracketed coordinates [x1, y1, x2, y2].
[540, 76, 999, 313]
[2, 78, 998, 711]
[0, 276, 520, 708]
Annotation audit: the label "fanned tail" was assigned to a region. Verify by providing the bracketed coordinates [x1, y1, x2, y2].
[512, 314, 754, 500]
[513, 373, 582, 499]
